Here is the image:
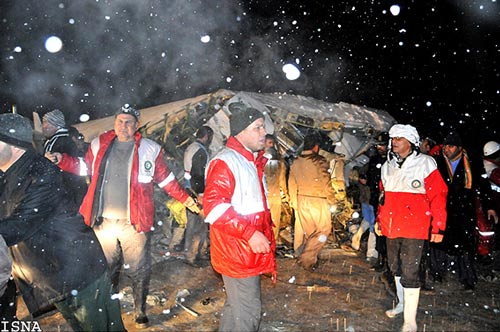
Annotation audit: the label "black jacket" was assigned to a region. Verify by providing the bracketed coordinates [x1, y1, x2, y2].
[0, 151, 106, 315]
[44, 129, 88, 205]
[435, 153, 495, 254]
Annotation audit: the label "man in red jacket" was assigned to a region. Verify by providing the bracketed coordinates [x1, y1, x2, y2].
[203, 101, 276, 332]
[375, 124, 448, 332]
[47, 105, 200, 328]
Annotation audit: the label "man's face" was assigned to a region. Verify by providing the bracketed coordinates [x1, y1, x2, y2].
[235, 118, 266, 153]
[202, 132, 214, 147]
[376, 143, 388, 156]
[390, 137, 412, 157]
[42, 119, 58, 138]
[443, 144, 462, 160]
[0, 141, 13, 171]
[264, 138, 275, 149]
[420, 139, 431, 154]
[114, 114, 138, 142]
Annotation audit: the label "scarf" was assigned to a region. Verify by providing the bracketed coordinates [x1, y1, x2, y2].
[445, 148, 472, 189]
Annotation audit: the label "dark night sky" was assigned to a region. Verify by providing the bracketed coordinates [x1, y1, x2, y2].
[1, 0, 499, 156]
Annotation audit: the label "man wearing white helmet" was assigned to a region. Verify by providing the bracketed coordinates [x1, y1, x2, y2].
[482, 140, 500, 252]
[374, 124, 448, 332]
[483, 141, 500, 195]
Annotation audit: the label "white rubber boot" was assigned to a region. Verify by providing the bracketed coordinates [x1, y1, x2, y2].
[366, 231, 378, 259]
[401, 287, 420, 332]
[385, 276, 404, 318]
[351, 219, 370, 250]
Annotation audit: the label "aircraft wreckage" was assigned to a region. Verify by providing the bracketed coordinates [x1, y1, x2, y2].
[50, 89, 397, 245]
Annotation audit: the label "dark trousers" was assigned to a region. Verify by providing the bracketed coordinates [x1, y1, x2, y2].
[183, 209, 209, 262]
[220, 275, 262, 332]
[387, 238, 425, 288]
[430, 246, 477, 286]
[0, 279, 17, 326]
[94, 218, 151, 317]
[54, 272, 124, 332]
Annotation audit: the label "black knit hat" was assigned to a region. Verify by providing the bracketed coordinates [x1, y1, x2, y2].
[0, 113, 34, 149]
[228, 101, 264, 136]
[374, 131, 389, 145]
[443, 131, 462, 147]
[115, 104, 140, 121]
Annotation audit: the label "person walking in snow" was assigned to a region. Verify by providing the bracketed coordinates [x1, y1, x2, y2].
[482, 140, 500, 254]
[374, 124, 448, 332]
[182, 125, 213, 266]
[483, 140, 500, 215]
[365, 132, 390, 272]
[42, 109, 88, 205]
[288, 132, 336, 271]
[0, 113, 124, 331]
[430, 131, 498, 290]
[350, 173, 378, 261]
[263, 134, 289, 245]
[46, 105, 201, 328]
[203, 101, 276, 332]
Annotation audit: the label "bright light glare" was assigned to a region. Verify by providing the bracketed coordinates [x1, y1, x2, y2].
[79, 114, 90, 122]
[200, 35, 210, 43]
[390, 5, 401, 16]
[45, 36, 63, 53]
[282, 63, 301, 80]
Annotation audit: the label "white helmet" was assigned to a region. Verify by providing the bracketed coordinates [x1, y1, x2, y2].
[483, 141, 500, 156]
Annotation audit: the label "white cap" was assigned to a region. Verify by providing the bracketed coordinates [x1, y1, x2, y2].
[389, 124, 420, 146]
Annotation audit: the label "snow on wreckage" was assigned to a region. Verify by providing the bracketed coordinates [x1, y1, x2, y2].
[72, 89, 396, 248]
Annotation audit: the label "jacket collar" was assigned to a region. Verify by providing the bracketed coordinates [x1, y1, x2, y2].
[102, 129, 142, 144]
[388, 149, 418, 169]
[226, 136, 264, 162]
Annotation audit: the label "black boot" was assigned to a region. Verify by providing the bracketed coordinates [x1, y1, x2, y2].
[372, 255, 386, 272]
[132, 277, 150, 328]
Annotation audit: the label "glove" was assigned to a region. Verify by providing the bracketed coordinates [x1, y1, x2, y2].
[184, 196, 201, 214]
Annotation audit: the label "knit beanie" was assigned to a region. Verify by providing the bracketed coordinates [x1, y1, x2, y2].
[443, 131, 462, 147]
[389, 124, 420, 146]
[43, 109, 66, 128]
[115, 105, 140, 121]
[0, 113, 34, 149]
[228, 101, 264, 136]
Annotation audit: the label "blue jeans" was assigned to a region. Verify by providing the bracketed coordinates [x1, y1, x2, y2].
[361, 203, 375, 232]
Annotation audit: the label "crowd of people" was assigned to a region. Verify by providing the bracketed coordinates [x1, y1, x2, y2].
[1, 101, 499, 332]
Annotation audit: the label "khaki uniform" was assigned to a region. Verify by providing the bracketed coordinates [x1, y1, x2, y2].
[289, 150, 336, 269]
[264, 156, 288, 242]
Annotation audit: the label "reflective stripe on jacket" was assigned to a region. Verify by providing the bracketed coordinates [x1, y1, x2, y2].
[203, 136, 276, 278]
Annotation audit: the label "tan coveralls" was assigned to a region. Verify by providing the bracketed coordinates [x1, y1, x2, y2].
[289, 150, 336, 270]
[264, 156, 288, 242]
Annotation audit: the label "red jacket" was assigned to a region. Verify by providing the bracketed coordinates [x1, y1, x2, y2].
[378, 151, 448, 239]
[203, 137, 277, 278]
[58, 130, 189, 232]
